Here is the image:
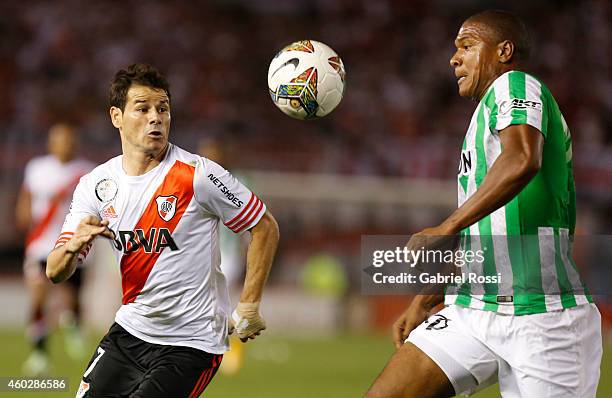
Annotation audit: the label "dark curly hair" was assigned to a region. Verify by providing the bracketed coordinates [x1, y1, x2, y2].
[109, 63, 171, 110]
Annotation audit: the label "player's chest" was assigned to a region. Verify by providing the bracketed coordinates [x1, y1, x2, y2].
[95, 175, 197, 232]
[31, 164, 82, 198]
[457, 104, 498, 178]
[98, 178, 200, 254]
[458, 109, 480, 178]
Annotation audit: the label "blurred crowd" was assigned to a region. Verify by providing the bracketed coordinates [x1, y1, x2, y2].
[0, 0, 610, 248]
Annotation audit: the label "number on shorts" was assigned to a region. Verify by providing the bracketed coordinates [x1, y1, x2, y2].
[83, 347, 105, 378]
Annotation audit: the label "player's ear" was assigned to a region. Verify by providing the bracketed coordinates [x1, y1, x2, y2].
[110, 107, 123, 129]
[498, 40, 515, 63]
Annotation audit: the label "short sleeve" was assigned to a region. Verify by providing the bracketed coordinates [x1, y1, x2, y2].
[54, 176, 98, 262]
[487, 71, 548, 138]
[194, 157, 266, 233]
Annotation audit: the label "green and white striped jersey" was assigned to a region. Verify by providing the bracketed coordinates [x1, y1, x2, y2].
[446, 70, 592, 315]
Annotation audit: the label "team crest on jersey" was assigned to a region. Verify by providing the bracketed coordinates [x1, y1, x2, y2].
[95, 178, 118, 203]
[156, 195, 177, 221]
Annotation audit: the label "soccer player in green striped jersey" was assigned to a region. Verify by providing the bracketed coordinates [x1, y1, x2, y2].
[366, 10, 602, 398]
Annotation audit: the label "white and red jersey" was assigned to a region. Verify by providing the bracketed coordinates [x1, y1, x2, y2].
[55, 144, 266, 354]
[23, 155, 94, 261]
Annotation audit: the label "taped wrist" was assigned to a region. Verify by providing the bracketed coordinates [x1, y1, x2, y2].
[231, 302, 265, 338]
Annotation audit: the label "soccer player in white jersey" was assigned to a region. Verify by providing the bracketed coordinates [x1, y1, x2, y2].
[366, 10, 602, 398]
[46, 64, 280, 397]
[17, 124, 94, 375]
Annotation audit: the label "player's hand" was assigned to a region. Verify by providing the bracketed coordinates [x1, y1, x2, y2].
[406, 225, 459, 270]
[65, 216, 114, 254]
[406, 224, 458, 251]
[392, 299, 432, 349]
[229, 302, 266, 343]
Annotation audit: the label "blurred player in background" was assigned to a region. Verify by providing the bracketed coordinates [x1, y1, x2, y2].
[46, 64, 280, 397]
[16, 123, 94, 375]
[366, 10, 602, 398]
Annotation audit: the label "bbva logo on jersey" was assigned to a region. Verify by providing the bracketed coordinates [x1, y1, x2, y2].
[156, 195, 177, 221]
[113, 228, 178, 253]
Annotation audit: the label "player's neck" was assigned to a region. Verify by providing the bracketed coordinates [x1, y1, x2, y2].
[53, 154, 75, 164]
[122, 143, 168, 176]
[477, 65, 517, 101]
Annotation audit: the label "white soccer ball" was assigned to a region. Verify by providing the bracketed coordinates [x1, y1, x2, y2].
[268, 40, 346, 120]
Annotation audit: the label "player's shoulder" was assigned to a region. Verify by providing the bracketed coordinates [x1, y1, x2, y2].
[78, 154, 121, 188]
[483, 70, 554, 112]
[167, 143, 227, 178]
[493, 69, 536, 82]
[71, 155, 123, 205]
[491, 70, 550, 95]
[25, 154, 55, 171]
[168, 143, 202, 169]
[168, 143, 227, 171]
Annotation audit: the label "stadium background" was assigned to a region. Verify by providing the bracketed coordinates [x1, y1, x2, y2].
[0, 0, 610, 397]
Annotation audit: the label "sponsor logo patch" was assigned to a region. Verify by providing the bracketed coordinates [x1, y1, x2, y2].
[101, 204, 118, 219]
[207, 173, 244, 208]
[95, 178, 118, 203]
[425, 314, 450, 330]
[499, 98, 542, 115]
[112, 228, 179, 253]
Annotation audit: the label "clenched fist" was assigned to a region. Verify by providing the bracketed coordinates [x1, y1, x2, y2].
[229, 302, 266, 343]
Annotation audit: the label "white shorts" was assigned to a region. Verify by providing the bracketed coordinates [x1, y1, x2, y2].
[407, 304, 602, 397]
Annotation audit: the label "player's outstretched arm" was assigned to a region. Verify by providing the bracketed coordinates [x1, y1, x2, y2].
[46, 216, 114, 283]
[390, 125, 543, 346]
[231, 210, 280, 342]
[441, 124, 544, 234]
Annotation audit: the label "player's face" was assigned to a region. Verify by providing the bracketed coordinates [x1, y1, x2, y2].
[450, 21, 500, 100]
[48, 124, 77, 163]
[111, 84, 171, 155]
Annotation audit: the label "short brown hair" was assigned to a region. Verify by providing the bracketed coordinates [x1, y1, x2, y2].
[109, 63, 171, 110]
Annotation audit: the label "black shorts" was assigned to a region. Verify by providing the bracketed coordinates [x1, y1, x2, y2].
[78, 323, 223, 398]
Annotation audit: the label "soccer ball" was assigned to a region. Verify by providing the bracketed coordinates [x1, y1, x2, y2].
[268, 40, 346, 120]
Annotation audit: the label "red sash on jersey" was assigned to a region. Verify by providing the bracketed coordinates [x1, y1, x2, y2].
[120, 161, 195, 305]
[25, 173, 84, 249]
